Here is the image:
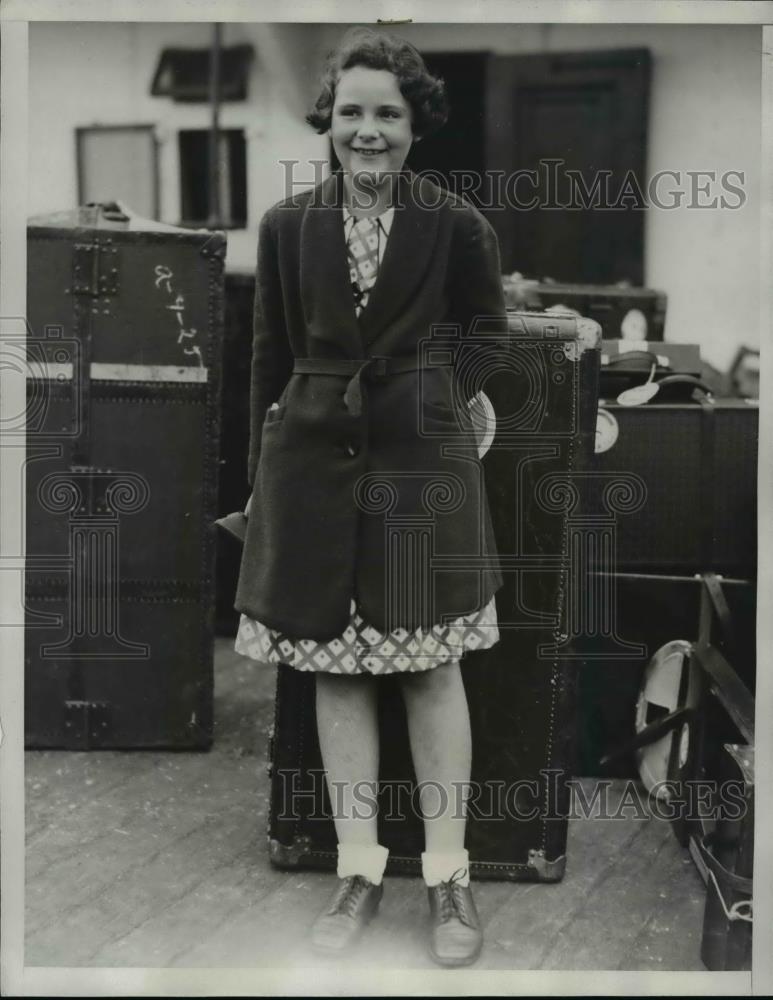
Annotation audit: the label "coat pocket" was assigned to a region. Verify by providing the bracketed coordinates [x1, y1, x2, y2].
[263, 403, 287, 427]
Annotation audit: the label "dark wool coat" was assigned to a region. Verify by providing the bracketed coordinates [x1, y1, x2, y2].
[234, 169, 507, 641]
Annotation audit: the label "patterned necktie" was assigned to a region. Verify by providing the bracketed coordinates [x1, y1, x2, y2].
[346, 215, 384, 316]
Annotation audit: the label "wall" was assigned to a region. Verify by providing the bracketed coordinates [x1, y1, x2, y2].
[28, 22, 327, 274]
[29, 22, 761, 369]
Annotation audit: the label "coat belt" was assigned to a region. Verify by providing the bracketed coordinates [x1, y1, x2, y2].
[293, 356, 452, 418]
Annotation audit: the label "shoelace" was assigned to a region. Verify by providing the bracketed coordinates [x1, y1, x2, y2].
[435, 868, 474, 927]
[328, 875, 373, 918]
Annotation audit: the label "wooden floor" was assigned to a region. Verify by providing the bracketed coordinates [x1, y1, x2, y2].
[25, 637, 707, 970]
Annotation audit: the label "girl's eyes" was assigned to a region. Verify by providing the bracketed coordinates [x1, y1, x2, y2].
[337, 107, 403, 119]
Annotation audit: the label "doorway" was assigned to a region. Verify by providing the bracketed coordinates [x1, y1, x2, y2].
[486, 49, 651, 283]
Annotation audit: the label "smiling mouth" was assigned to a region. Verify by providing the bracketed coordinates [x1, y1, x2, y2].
[351, 148, 386, 156]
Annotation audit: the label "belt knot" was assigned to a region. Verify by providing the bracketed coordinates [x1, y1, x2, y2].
[343, 356, 389, 418]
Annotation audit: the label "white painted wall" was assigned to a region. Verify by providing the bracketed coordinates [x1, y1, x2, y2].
[29, 22, 761, 369]
[28, 22, 328, 274]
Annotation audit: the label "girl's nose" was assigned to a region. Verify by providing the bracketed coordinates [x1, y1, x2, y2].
[355, 117, 380, 140]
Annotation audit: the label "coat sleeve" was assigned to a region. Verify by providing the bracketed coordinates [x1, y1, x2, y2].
[446, 204, 508, 402]
[247, 210, 294, 488]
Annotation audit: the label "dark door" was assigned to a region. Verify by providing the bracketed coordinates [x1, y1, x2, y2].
[486, 49, 650, 283]
[407, 51, 488, 210]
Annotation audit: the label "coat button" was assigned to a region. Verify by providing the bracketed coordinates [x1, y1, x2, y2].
[345, 444, 358, 457]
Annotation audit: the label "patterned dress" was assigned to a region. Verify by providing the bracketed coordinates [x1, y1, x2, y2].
[233, 204, 500, 674]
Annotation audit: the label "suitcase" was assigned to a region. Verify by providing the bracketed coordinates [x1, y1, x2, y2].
[266, 312, 601, 881]
[503, 277, 667, 341]
[590, 398, 758, 576]
[578, 573, 756, 777]
[24, 203, 226, 749]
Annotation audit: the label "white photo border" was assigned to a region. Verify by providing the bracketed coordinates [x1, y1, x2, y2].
[1, 1, 771, 995]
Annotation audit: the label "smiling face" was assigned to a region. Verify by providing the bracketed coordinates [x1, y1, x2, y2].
[330, 65, 415, 200]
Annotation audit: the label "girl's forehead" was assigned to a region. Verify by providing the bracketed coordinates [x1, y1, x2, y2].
[334, 65, 409, 107]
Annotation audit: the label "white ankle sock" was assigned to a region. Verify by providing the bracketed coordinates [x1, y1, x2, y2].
[421, 849, 471, 887]
[336, 843, 389, 885]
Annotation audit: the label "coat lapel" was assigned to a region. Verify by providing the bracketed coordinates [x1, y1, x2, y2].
[299, 170, 440, 357]
[299, 170, 363, 357]
[358, 171, 440, 346]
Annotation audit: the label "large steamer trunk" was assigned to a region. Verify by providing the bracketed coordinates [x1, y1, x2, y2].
[589, 398, 758, 577]
[266, 313, 600, 881]
[503, 279, 667, 341]
[25, 205, 226, 749]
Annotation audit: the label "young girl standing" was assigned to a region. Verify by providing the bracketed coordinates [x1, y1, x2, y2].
[233, 27, 507, 967]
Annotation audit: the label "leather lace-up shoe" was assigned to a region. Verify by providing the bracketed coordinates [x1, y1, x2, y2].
[427, 868, 483, 967]
[310, 875, 383, 954]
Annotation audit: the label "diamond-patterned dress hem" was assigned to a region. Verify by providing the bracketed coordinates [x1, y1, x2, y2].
[234, 597, 499, 676]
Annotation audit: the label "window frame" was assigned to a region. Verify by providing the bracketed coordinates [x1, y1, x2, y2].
[76, 124, 160, 220]
[177, 127, 247, 230]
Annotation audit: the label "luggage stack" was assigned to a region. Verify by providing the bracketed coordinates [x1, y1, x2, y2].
[267, 311, 601, 881]
[579, 382, 758, 776]
[25, 203, 226, 749]
[502, 276, 667, 341]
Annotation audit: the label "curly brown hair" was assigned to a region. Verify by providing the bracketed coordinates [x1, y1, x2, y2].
[305, 27, 449, 139]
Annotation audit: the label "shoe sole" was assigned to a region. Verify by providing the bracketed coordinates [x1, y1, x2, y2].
[428, 940, 483, 968]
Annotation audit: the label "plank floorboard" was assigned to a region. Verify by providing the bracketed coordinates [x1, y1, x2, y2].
[25, 637, 710, 970]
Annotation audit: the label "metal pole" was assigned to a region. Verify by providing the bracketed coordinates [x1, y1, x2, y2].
[207, 22, 222, 228]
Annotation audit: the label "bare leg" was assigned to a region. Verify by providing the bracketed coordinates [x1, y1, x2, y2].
[315, 672, 380, 846]
[398, 661, 471, 852]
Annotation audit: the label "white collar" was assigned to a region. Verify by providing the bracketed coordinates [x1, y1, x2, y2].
[342, 204, 395, 236]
